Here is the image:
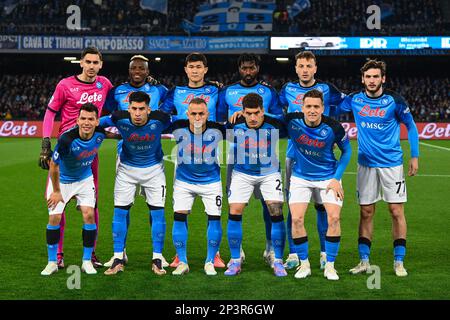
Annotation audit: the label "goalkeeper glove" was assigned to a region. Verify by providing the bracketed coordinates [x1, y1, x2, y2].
[38, 137, 52, 170]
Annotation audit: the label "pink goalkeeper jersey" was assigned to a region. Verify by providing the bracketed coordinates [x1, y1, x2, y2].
[48, 75, 113, 136]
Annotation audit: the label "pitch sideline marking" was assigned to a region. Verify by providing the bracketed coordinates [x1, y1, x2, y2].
[419, 142, 450, 152]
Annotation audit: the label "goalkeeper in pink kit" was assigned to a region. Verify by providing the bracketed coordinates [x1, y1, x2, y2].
[39, 47, 113, 268]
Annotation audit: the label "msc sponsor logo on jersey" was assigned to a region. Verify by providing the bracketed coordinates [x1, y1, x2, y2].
[96, 82, 103, 89]
[257, 87, 265, 94]
[360, 121, 385, 130]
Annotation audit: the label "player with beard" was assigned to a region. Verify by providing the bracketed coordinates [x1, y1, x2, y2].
[336, 60, 419, 277]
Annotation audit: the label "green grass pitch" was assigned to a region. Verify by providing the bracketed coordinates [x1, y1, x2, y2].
[1, 138, 450, 300]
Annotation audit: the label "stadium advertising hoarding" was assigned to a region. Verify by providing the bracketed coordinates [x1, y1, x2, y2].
[270, 36, 450, 55]
[0, 35, 268, 53]
[2, 121, 449, 140]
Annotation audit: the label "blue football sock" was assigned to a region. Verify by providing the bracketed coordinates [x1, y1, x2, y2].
[261, 200, 272, 248]
[227, 214, 242, 260]
[358, 237, 372, 261]
[124, 210, 130, 248]
[325, 236, 341, 263]
[112, 207, 129, 254]
[270, 216, 286, 260]
[206, 216, 222, 263]
[82, 223, 97, 261]
[394, 239, 406, 262]
[293, 236, 309, 261]
[172, 213, 188, 263]
[150, 208, 166, 254]
[46, 224, 60, 262]
[286, 209, 295, 254]
[315, 204, 328, 252]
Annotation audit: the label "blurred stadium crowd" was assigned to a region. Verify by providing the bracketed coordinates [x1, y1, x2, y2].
[1, 73, 448, 122]
[0, 0, 447, 35]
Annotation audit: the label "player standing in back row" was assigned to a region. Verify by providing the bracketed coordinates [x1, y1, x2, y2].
[38, 47, 113, 269]
[336, 60, 419, 277]
[218, 53, 283, 268]
[279, 51, 346, 270]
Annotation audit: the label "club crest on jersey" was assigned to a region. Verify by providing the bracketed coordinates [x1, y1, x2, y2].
[150, 123, 157, 130]
[96, 82, 103, 89]
[205, 87, 211, 94]
[96, 136, 104, 144]
[257, 87, 265, 94]
[316, 86, 323, 92]
[381, 98, 389, 105]
[320, 128, 328, 137]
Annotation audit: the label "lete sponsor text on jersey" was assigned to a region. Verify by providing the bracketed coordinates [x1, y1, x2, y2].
[76, 92, 103, 104]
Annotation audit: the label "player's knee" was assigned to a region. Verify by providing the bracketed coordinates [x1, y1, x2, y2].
[360, 205, 375, 219]
[327, 212, 340, 227]
[291, 215, 305, 230]
[389, 205, 404, 220]
[48, 214, 61, 226]
[314, 203, 326, 212]
[267, 202, 283, 219]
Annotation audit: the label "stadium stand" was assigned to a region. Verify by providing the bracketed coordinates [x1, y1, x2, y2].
[0, 0, 448, 35]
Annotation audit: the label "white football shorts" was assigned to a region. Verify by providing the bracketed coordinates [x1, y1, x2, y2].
[228, 170, 284, 204]
[357, 164, 407, 205]
[173, 180, 223, 216]
[289, 176, 343, 207]
[114, 162, 166, 207]
[46, 176, 96, 215]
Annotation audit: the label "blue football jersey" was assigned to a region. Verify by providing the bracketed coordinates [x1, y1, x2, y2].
[171, 120, 225, 185]
[99, 110, 171, 168]
[279, 80, 346, 159]
[228, 115, 287, 176]
[159, 83, 220, 122]
[52, 126, 106, 183]
[337, 89, 419, 168]
[217, 81, 283, 122]
[104, 82, 168, 156]
[286, 113, 351, 181]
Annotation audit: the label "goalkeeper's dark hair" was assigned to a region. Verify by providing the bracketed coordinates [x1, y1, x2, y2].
[295, 50, 317, 64]
[81, 46, 102, 61]
[242, 93, 263, 109]
[129, 91, 151, 105]
[79, 103, 99, 118]
[361, 59, 387, 77]
[238, 53, 261, 68]
[303, 89, 324, 104]
[185, 52, 208, 67]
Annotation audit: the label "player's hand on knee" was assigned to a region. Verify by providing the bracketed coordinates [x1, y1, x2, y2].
[326, 179, 344, 201]
[47, 191, 63, 210]
[408, 157, 419, 176]
[229, 111, 243, 124]
[39, 137, 52, 170]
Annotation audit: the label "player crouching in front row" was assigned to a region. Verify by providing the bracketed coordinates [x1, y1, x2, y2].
[285, 90, 352, 280]
[41, 103, 117, 276]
